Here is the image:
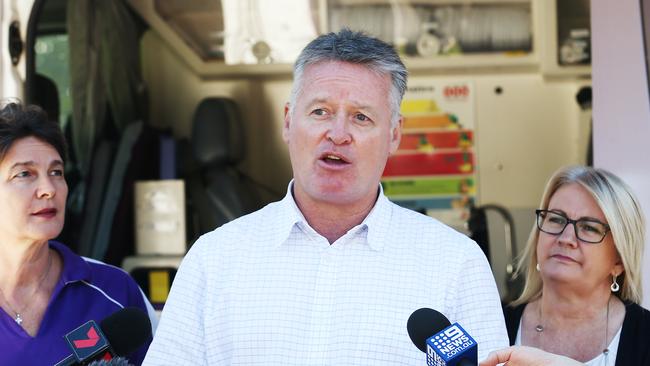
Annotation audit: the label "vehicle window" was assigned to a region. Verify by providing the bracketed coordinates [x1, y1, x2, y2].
[35, 33, 71, 127]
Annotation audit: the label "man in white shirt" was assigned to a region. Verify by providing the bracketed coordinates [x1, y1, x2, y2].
[144, 29, 508, 365]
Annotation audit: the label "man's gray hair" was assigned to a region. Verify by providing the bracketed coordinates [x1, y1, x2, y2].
[289, 28, 408, 127]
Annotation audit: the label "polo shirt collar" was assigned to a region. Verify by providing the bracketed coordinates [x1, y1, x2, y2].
[49, 240, 92, 284]
[272, 181, 392, 252]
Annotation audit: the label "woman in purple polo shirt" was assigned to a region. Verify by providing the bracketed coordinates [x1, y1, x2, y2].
[0, 102, 157, 365]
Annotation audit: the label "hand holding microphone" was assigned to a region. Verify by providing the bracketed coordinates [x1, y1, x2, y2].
[480, 346, 585, 366]
[407, 308, 477, 366]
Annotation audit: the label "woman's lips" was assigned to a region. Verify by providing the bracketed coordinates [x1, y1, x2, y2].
[551, 254, 577, 263]
[32, 208, 57, 218]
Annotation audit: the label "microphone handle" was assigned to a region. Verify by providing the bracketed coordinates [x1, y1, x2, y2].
[54, 354, 77, 366]
[458, 358, 477, 366]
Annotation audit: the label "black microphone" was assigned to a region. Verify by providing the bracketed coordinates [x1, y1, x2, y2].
[407, 308, 477, 366]
[407, 308, 452, 353]
[54, 307, 152, 366]
[87, 357, 133, 366]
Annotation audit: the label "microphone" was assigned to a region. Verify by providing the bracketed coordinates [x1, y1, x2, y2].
[407, 308, 477, 366]
[407, 308, 452, 353]
[87, 357, 133, 366]
[54, 307, 151, 366]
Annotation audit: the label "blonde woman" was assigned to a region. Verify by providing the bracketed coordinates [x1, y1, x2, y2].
[501, 166, 649, 365]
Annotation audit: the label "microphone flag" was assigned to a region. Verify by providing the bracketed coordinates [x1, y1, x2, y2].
[426, 323, 477, 366]
[64, 320, 113, 363]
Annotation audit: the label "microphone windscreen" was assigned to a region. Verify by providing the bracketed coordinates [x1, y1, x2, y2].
[100, 307, 152, 356]
[87, 356, 133, 366]
[407, 308, 451, 353]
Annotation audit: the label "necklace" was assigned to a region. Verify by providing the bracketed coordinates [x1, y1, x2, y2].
[0, 251, 53, 326]
[535, 296, 611, 358]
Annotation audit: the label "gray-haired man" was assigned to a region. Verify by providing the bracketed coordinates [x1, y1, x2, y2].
[144, 29, 507, 365]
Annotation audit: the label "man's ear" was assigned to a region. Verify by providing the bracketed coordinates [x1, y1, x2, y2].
[389, 115, 403, 155]
[283, 103, 291, 143]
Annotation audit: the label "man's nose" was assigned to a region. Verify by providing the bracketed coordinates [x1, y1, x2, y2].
[326, 114, 352, 145]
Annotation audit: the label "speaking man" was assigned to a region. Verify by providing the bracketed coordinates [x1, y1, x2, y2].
[144, 29, 508, 365]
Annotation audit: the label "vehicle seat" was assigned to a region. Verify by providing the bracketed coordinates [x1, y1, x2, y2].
[183, 97, 262, 238]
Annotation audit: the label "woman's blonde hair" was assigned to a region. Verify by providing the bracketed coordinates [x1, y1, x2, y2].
[512, 166, 645, 305]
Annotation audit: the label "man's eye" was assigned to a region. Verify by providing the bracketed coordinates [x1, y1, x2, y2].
[50, 169, 64, 177]
[354, 113, 370, 122]
[15, 171, 31, 178]
[311, 108, 328, 116]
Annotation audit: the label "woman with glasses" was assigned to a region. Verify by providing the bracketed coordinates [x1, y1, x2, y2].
[488, 166, 649, 366]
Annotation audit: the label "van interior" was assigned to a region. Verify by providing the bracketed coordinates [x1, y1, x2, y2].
[23, 0, 593, 307]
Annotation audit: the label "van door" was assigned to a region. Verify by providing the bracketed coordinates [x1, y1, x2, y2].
[0, 0, 34, 100]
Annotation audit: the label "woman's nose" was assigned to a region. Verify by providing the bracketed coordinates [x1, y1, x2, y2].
[557, 222, 579, 246]
[36, 176, 56, 199]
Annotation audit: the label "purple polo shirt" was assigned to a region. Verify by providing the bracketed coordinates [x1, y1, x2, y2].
[0, 241, 155, 366]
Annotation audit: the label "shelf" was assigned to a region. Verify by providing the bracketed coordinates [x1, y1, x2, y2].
[540, 0, 592, 77]
[130, 0, 546, 77]
[335, 0, 531, 5]
[404, 52, 538, 72]
[176, 53, 538, 78]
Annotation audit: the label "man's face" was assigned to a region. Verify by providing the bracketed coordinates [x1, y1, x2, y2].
[283, 61, 402, 210]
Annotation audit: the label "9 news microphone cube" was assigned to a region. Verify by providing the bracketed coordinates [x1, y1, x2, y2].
[426, 323, 477, 366]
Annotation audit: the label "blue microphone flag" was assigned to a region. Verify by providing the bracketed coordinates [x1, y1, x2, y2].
[426, 323, 477, 366]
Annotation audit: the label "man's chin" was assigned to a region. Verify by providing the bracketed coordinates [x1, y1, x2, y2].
[309, 188, 377, 208]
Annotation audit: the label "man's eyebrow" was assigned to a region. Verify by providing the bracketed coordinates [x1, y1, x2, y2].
[305, 97, 377, 111]
[305, 97, 329, 106]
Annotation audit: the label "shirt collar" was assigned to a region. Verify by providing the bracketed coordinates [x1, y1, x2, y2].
[361, 184, 392, 252]
[272, 181, 393, 251]
[49, 240, 93, 283]
[271, 180, 309, 248]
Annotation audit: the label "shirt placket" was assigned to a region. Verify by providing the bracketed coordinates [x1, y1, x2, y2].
[306, 238, 342, 364]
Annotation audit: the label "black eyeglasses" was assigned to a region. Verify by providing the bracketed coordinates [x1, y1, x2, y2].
[535, 209, 610, 244]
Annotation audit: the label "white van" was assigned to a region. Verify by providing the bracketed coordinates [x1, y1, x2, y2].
[1, 0, 648, 304]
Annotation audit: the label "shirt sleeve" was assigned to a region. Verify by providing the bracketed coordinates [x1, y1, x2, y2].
[142, 240, 208, 365]
[446, 240, 509, 361]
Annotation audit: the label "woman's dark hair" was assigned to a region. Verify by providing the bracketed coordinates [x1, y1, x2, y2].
[0, 102, 67, 163]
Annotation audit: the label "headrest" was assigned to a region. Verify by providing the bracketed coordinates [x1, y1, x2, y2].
[191, 98, 244, 166]
[34, 73, 60, 122]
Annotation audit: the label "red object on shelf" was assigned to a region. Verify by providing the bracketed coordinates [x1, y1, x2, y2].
[383, 151, 474, 177]
[398, 130, 473, 150]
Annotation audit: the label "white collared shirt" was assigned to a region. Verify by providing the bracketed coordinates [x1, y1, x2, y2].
[144, 183, 508, 365]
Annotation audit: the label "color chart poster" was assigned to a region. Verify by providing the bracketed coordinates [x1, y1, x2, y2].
[382, 80, 476, 230]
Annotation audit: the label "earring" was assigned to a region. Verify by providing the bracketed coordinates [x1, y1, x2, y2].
[536, 263, 541, 272]
[611, 275, 620, 292]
